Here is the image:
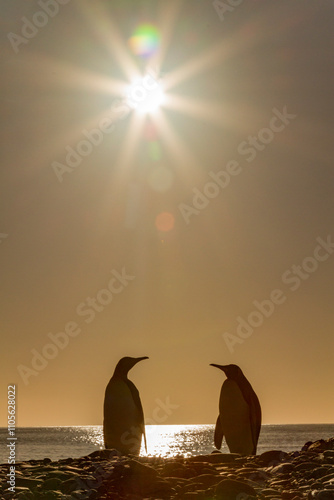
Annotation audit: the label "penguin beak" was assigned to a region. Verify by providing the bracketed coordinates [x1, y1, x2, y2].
[210, 364, 227, 373]
[128, 356, 149, 372]
[136, 356, 149, 363]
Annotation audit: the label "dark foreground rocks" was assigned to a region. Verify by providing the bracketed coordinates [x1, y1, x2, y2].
[0, 438, 333, 499]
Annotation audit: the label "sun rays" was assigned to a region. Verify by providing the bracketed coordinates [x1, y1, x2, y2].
[69, 1, 232, 176]
[30, 0, 254, 238]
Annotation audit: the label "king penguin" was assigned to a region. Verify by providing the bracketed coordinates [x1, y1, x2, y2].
[103, 356, 148, 456]
[210, 364, 261, 455]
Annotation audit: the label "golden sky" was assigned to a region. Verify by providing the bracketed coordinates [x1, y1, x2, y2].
[1, 0, 333, 427]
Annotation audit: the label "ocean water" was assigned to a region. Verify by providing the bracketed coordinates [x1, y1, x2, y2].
[1, 424, 333, 464]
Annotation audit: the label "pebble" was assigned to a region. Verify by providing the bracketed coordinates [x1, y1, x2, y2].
[215, 478, 257, 499]
[0, 438, 334, 499]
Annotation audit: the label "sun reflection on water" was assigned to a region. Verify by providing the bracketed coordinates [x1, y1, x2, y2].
[141, 424, 215, 457]
[75, 425, 216, 457]
[72, 425, 216, 457]
[65, 425, 219, 457]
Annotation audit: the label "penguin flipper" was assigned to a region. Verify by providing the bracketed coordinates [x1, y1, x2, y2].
[249, 394, 261, 454]
[127, 380, 146, 450]
[143, 427, 147, 453]
[214, 415, 224, 449]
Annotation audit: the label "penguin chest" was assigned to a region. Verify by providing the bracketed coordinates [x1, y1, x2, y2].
[104, 380, 139, 428]
[103, 379, 143, 454]
[219, 379, 253, 454]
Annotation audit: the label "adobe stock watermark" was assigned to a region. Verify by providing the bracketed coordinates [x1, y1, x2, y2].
[17, 267, 135, 385]
[178, 106, 296, 225]
[7, 0, 71, 54]
[51, 69, 161, 183]
[7, 385, 17, 495]
[0, 233, 9, 244]
[223, 235, 334, 353]
[213, 0, 244, 22]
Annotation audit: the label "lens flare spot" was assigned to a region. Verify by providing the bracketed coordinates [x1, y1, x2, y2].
[155, 212, 175, 232]
[144, 121, 159, 141]
[128, 24, 160, 58]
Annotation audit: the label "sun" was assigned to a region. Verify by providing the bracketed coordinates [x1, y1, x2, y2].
[125, 73, 165, 115]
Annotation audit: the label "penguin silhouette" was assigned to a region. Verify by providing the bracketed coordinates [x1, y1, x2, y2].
[103, 356, 148, 455]
[210, 364, 261, 455]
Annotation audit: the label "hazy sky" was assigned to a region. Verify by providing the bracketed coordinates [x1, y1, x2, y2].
[1, 0, 333, 427]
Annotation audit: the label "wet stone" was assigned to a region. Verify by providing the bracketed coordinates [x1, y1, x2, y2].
[15, 493, 34, 500]
[281, 490, 304, 499]
[295, 461, 319, 471]
[42, 477, 63, 490]
[309, 490, 334, 500]
[261, 487, 282, 496]
[59, 476, 87, 494]
[271, 462, 295, 475]
[215, 478, 257, 500]
[88, 448, 121, 460]
[193, 473, 223, 487]
[187, 453, 240, 464]
[257, 450, 288, 466]
[309, 467, 333, 479]
[15, 477, 43, 488]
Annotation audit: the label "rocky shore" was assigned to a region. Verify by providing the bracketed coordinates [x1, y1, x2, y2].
[1, 438, 334, 499]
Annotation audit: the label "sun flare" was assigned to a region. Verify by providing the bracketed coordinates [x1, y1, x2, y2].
[126, 75, 165, 115]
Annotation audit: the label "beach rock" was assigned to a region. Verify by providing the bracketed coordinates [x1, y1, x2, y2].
[303, 442, 314, 451]
[261, 487, 282, 497]
[281, 490, 304, 499]
[70, 490, 92, 499]
[306, 440, 334, 452]
[59, 477, 85, 494]
[191, 473, 222, 487]
[271, 462, 295, 475]
[41, 477, 62, 490]
[119, 459, 160, 495]
[309, 490, 334, 499]
[161, 461, 195, 478]
[40, 470, 78, 481]
[88, 448, 121, 460]
[181, 492, 211, 499]
[215, 478, 257, 499]
[188, 453, 240, 464]
[4, 487, 30, 496]
[309, 467, 333, 479]
[257, 450, 288, 466]
[33, 492, 63, 499]
[59, 457, 73, 465]
[295, 461, 318, 472]
[322, 471, 334, 483]
[15, 493, 34, 500]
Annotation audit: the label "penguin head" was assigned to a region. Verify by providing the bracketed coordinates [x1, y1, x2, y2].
[210, 363, 242, 380]
[113, 356, 149, 379]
